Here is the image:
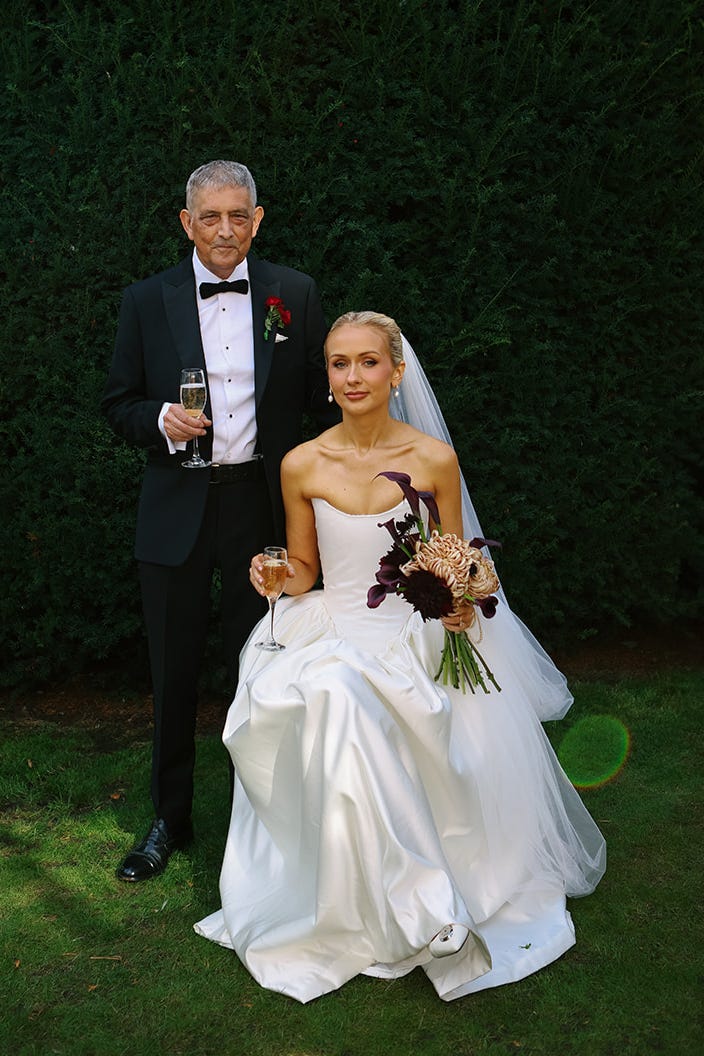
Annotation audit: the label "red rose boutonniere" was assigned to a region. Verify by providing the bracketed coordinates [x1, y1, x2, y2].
[264, 296, 291, 341]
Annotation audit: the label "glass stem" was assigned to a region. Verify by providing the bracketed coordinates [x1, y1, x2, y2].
[192, 434, 201, 460]
[268, 597, 276, 641]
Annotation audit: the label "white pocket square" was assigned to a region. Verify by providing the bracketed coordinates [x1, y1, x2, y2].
[275, 333, 288, 343]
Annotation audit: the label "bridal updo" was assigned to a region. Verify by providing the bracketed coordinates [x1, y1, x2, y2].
[327, 311, 404, 367]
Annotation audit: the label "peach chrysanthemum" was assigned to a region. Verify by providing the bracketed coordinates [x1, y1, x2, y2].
[402, 531, 499, 606]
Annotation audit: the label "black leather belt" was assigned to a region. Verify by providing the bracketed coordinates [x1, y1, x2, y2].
[209, 460, 264, 484]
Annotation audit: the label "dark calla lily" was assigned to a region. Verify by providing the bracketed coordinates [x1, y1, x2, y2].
[417, 490, 441, 527]
[379, 512, 418, 546]
[477, 595, 499, 618]
[376, 563, 404, 587]
[378, 516, 402, 544]
[469, 537, 502, 550]
[367, 583, 389, 609]
[376, 471, 421, 519]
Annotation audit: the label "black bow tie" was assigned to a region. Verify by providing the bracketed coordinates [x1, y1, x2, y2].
[199, 279, 249, 299]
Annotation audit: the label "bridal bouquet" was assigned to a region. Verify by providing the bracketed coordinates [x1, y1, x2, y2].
[367, 472, 502, 694]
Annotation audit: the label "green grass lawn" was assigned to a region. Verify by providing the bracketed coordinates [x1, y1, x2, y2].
[2, 671, 702, 1056]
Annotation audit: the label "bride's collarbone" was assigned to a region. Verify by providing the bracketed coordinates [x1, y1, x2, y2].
[318, 426, 417, 460]
[316, 447, 422, 478]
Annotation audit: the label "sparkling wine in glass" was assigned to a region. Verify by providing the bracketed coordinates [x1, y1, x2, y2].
[180, 368, 211, 469]
[255, 547, 288, 651]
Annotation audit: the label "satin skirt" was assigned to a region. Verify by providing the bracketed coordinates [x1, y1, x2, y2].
[195, 589, 605, 1003]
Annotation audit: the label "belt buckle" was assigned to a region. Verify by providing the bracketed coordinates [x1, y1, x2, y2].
[209, 463, 221, 484]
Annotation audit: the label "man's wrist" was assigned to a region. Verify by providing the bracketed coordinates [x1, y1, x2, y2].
[159, 402, 186, 453]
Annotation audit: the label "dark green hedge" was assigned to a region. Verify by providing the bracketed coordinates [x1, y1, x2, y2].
[2, 0, 702, 688]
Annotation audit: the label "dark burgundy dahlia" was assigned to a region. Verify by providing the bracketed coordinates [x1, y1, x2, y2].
[402, 569, 454, 621]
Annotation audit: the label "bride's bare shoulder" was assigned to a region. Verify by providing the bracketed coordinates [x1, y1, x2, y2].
[282, 427, 344, 475]
[399, 423, 459, 468]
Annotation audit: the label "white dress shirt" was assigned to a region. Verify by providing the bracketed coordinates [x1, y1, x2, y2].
[160, 250, 258, 463]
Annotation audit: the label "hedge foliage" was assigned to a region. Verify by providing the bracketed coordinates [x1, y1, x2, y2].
[1, 0, 702, 689]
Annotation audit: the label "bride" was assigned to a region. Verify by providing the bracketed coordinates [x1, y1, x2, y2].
[194, 311, 606, 1003]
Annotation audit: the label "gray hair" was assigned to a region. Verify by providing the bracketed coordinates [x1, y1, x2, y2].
[327, 311, 404, 367]
[185, 160, 258, 212]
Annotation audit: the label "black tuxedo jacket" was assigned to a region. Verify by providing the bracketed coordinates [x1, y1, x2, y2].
[102, 254, 335, 565]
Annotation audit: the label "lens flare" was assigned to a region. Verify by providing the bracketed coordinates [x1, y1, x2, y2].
[558, 715, 631, 788]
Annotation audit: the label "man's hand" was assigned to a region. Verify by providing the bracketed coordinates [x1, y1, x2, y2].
[163, 403, 212, 443]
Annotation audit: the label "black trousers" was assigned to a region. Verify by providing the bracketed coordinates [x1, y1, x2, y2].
[138, 477, 273, 829]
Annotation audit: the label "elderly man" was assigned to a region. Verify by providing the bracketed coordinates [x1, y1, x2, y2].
[103, 160, 336, 881]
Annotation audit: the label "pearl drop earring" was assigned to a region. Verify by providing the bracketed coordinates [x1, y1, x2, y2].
[327, 388, 334, 404]
[393, 385, 400, 399]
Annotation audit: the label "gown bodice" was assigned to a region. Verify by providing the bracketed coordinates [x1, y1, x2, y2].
[312, 497, 412, 652]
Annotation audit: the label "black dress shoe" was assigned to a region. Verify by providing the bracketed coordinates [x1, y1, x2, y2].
[116, 818, 193, 882]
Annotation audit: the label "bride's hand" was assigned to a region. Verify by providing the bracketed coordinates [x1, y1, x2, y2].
[249, 554, 264, 594]
[249, 554, 295, 595]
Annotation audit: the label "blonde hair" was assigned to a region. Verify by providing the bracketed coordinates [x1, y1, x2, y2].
[326, 311, 404, 367]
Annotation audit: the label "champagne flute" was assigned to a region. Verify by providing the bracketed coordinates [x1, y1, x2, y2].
[180, 368, 211, 469]
[255, 546, 288, 651]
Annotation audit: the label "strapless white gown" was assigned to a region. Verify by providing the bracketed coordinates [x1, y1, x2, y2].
[194, 499, 606, 1003]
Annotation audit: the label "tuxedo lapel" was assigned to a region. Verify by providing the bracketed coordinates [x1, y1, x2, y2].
[249, 258, 281, 408]
[160, 260, 213, 450]
[161, 260, 206, 374]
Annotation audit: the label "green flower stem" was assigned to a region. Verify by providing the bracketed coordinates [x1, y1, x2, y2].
[434, 630, 502, 695]
[464, 635, 502, 693]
